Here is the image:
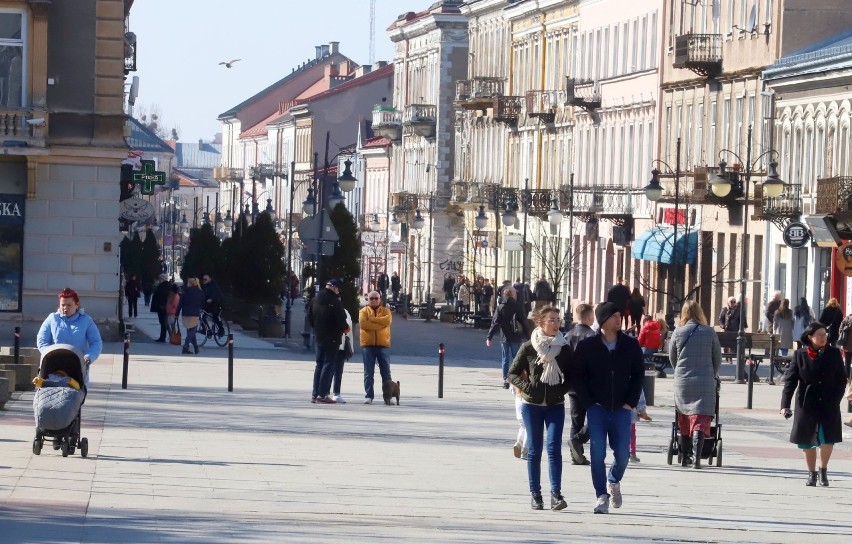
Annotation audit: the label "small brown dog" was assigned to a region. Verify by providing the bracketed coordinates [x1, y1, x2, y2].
[382, 380, 400, 405]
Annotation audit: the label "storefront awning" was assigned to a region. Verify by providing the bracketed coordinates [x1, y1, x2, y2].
[630, 226, 698, 265]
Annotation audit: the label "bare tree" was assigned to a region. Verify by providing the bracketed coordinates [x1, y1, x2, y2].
[527, 220, 591, 304]
[135, 103, 181, 141]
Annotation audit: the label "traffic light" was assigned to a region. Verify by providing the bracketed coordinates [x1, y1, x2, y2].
[120, 163, 135, 201]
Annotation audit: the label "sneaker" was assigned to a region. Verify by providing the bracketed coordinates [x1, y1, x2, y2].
[638, 412, 652, 422]
[363, 398, 373, 405]
[571, 456, 591, 466]
[551, 492, 567, 511]
[316, 396, 337, 404]
[608, 482, 622, 508]
[531, 492, 544, 510]
[310, 396, 317, 404]
[513, 443, 522, 458]
[520, 447, 529, 460]
[593, 494, 609, 514]
[503, 381, 510, 389]
[332, 395, 346, 404]
[629, 453, 641, 463]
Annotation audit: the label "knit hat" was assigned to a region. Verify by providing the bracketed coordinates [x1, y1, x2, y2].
[326, 278, 343, 289]
[595, 302, 620, 326]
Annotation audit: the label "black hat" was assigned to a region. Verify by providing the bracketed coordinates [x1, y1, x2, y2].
[595, 302, 620, 326]
[326, 279, 343, 289]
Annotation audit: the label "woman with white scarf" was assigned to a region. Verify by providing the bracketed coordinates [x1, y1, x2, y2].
[508, 306, 573, 512]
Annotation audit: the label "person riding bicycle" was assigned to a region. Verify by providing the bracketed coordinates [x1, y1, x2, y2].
[202, 274, 224, 334]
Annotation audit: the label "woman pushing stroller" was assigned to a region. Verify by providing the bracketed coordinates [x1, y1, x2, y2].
[37, 287, 102, 377]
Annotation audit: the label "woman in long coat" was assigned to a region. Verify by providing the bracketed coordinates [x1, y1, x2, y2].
[669, 300, 722, 469]
[773, 299, 794, 355]
[780, 321, 847, 486]
[818, 297, 843, 347]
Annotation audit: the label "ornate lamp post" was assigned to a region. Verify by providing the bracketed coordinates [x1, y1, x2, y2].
[709, 125, 783, 383]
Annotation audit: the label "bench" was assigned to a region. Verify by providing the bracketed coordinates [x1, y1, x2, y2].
[717, 331, 788, 383]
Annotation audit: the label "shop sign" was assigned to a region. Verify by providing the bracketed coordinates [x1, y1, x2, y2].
[782, 221, 809, 248]
[837, 241, 852, 278]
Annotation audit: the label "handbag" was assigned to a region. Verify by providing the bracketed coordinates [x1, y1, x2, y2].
[170, 325, 182, 346]
[343, 335, 353, 360]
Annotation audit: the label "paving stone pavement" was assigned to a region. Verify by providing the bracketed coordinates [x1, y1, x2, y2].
[1, 311, 851, 543]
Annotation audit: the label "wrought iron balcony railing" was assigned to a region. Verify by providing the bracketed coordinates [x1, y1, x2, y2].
[673, 33, 723, 78]
[815, 176, 852, 215]
[565, 78, 601, 112]
[494, 96, 523, 125]
[559, 185, 650, 221]
[525, 90, 564, 123]
[753, 182, 803, 230]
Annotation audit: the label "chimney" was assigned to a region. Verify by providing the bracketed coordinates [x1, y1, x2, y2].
[321, 44, 330, 57]
[315, 46, 322, 59]
[375, 60, 388, 68]
[329, 41, 339, 54]
[355, 65, 372, 77]
[198, 139, 203, 150]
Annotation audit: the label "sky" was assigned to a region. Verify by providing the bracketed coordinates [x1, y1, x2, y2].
[129, 0, 429, 142]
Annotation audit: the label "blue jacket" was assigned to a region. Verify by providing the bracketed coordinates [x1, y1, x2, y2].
[177, 286, 205, 318]
[37, 310, 103, 363]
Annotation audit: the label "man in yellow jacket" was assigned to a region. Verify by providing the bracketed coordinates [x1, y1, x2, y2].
[359, 290, 393, 404]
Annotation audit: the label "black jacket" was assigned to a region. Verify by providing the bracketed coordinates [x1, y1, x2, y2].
[508, 340, 572, 406]
[150, 281, 172, 314]
[572, 331, 645, 411]
[533, 280, 554, 303]
[565, 323, 596, 351]
[818, 306, 843, 346]
[781, 346, 846, 445]
[606, 284, 630, 312]
[486, 297, 528, 343]
[307, 287, 347, 348]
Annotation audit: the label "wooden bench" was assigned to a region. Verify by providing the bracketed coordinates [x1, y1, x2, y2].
[717, 331, 788, 383]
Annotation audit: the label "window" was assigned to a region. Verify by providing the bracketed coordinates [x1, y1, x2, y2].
[685, 104, 693, 166]
[612, 26, 620, 76]
[631, 19, 638, 70]
[697, 103, 704, 166]
[622, 22, 629, 73]
[650, 12, 658, 69]
[728, 0, 736, 35]
[603, 27, 609, 78]
[722, 98, 731, 152]
[640, 16, 647, 71]
[0, 11, 26, 108]
[735, 96, 743, 149]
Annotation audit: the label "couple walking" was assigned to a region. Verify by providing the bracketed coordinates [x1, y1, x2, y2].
[507, 302, 644, 514]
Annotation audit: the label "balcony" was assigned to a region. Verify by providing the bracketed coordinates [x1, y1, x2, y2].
[455, 77, 505, 110]
[450, 181, 485, 206]
[565, 78, 601, 113]
[372, 106, 402, 141]
[402, 104, 436, 138]
[673, 33, 723, 78]
[561, 185, 649, 222]
[493, 96, 523, 126]
[753, 183, 803, 230]
[525, 90, 563, 123]
[0, 109, 48, 148]
[815, 176, 852, 215]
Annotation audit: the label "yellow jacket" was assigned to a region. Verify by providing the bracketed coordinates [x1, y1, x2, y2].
[359, 305, 392, 347]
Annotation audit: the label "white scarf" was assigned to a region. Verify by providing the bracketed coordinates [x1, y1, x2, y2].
[531, 328, 567, 386]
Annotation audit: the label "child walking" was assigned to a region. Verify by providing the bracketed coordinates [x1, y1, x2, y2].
[629, 389, 652, 463]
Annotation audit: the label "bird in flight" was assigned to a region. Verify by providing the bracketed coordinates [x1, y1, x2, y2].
[219, 59, 241, 68]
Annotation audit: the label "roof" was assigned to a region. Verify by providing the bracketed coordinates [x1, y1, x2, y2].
[295, 63, 393, 105]
[361, 136, 392, 149]
[172, 167, 219, 189]
[126, 117, 174, 154]
[764, 29, 852, 80]
[175, 141, 221, 169]
[217, 52, 355, 120]
[387, 1, 464, 31]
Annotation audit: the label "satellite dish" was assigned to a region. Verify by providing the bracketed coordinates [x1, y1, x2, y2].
[748, 5, 758, 32]
[712, 0, 720, 20]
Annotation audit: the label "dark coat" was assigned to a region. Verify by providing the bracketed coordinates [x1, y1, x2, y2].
[628, 296, 645, 322]
[486, 297, 528, 343]
[718, 303, 746, 332]
[177, 286, 204, 318]
[565, 323, 596, 352]
[572, 331, 645, 411]
[390, 275, 401, 292]
[818, 306, 843, 346]
[533, 279, 554, 303]
[780, 346, 846, 445]
[150, 281, 171, 314]
[508, 340, 572, 406]
[124, 278, 140, 299]
[606, 283, 630, 313]
[308, 287, 347, 348]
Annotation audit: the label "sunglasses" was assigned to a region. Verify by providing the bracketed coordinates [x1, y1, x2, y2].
[369, 297, 380, 300]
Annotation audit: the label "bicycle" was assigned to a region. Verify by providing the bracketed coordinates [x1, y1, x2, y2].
[198, 308, 230, 347]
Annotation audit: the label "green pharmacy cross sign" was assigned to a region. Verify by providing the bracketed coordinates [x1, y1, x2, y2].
[132, 160, 166, 195]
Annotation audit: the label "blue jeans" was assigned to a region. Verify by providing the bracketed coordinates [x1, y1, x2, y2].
[501, 342, 521, 380]
[779, 348, 788, 356]
[362, 346, 391, 400]
[520, 403, 565, 495]
[312, 344, 338, 398]
[587, 404, 632, 498]
[332, 349, 345, 396]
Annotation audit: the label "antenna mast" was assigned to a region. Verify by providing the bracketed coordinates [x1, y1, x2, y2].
[369, 0, 376, 65]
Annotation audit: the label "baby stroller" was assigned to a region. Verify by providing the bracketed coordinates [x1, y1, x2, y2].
[666, 379, 722, 467]
[31, 344, 89, 458]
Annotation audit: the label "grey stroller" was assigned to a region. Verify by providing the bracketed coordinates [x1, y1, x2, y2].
[31, 344, 89, 458]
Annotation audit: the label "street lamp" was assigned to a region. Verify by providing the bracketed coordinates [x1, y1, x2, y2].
[263, 198, 276, 219]
[369, 213, 381, 232]
[475, 205, 488, 229]
[644, 138, 684, 328]
[547, 196, 562, 226]
[708, 125, 783, 384]
[412, 209, 425, 230]
[328, 181, 345, 209]
[337, 159, 357, 192]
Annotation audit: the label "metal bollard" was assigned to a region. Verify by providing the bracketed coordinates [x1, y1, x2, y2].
[227, 333, 234, 392]
[13, 326, 19, 364]
[438, 343, 445, 398]
[121, 333, 130, 389]
[746, 356, 756, 410]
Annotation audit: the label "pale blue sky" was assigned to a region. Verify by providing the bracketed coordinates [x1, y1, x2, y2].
[130, 0, 428, 141]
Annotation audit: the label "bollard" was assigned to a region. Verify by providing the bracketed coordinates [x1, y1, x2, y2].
[13, 326, 19, 365]
[438, 343, 445, 399]
[643, 361, 656, 406]
[227, 333, 234, 392]
[768, 357, 775, 386]
[746, 356, 755, 409]
[121, 333, 130, 390]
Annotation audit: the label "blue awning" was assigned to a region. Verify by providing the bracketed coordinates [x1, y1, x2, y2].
[631, 227, 698, 265]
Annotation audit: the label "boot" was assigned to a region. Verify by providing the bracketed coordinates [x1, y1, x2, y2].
[806, 471, 817, 486]
[531, 492, 544, 510]
[692, 431, 705, 469]
[679, 435, 692, 467]
[819, 467, 829, 487]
